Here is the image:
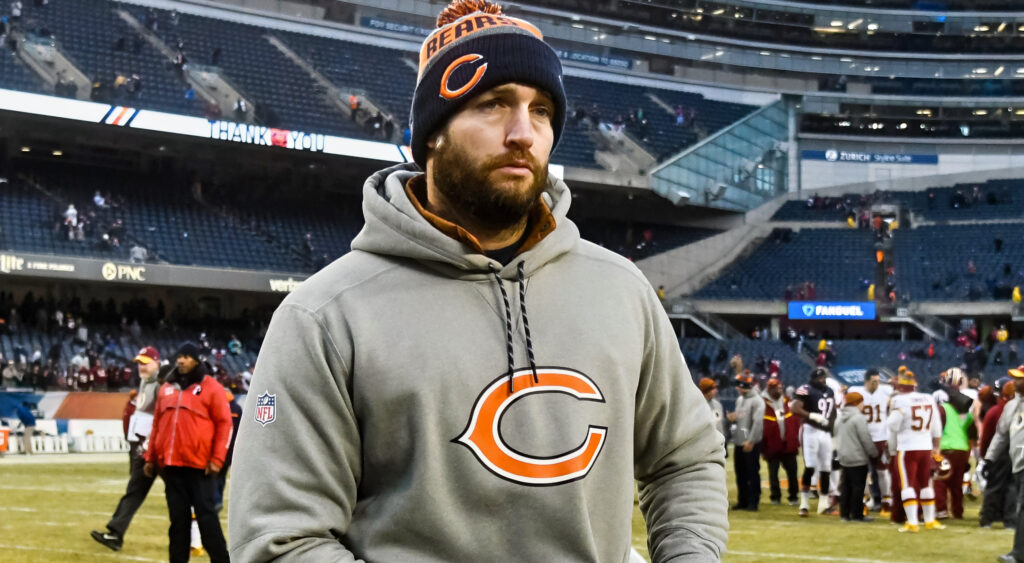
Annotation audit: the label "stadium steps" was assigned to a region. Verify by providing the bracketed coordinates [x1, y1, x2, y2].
[115, 8, 255, 120]
[669, 302, 749, 341]
[263, 34, 370, 129]
[15, 174, 163, 263]
[644, 92, 676, 116]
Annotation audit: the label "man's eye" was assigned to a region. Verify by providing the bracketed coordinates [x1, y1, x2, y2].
[480, 100, 502, 110]
[533, 106, 553, 118]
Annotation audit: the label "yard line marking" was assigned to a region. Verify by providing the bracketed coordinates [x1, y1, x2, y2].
[730, 550, 922, 563]
[0, 505, 167, 520]
[0, 543, 163, 562]
[2, 484, 124, 494]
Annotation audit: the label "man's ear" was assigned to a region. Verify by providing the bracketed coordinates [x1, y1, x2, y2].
[427, 134, 444, 150]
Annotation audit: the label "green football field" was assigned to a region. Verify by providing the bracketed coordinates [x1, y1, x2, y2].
[0, 453, 1011, 562]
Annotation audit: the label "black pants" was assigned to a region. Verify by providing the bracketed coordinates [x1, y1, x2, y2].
[106, 443, 156, 538]
[840, 465, 868, 520]
[1012, 472, 1024, 561]
[161, 466, 229, 563]
[734, 444, 761, 509]
[982, 455, 1018, 527]
[767, 453, 799, 503]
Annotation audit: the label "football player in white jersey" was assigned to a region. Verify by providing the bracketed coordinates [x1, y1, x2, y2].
[847, 368, 893, 515]
[887, 370, 944, 533]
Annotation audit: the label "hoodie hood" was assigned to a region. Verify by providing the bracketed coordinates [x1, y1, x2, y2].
[351, 162, 579, 280]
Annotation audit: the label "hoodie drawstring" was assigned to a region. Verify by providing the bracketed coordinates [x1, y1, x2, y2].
[489, 262, 539, 394]
[517, 262, 539, 386]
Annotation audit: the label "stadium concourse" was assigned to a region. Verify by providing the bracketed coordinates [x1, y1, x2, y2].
[0, 0, 1023, 560]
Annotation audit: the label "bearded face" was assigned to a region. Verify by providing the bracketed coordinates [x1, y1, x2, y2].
[431, 133, 548, 231]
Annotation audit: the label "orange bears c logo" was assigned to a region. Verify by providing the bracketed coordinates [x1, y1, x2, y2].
[440, 54, 488, 100]
[454, 367, 607, 486]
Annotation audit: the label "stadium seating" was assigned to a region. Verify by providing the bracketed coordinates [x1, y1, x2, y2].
[828, 339, 960, 384]
[679, 337, 810, 397]
[772, 181, 1023, 224]
[985, 339, 1024, 383]
[1, 0, 758, 170]
[892, 224, 1024, 301]
[694, 228, 876, 301]
[575, 220, 720, 260]
[0, 48, 48, 95]
[563, 76, 756, 163]
[20, 0, 208, 117]
[0, 177, 132, 261]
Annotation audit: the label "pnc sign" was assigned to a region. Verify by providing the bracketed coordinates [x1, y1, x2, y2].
[101, 262, 147, 282]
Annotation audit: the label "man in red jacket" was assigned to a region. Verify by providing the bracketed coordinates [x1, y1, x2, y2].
[762, 378, 801, 505]
[144, 342, 232, 563]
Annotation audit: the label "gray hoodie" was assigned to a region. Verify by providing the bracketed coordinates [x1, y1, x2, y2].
[835, 405, 875, 467]
[733, 387, 765, 446]
[986, 397, 1024, 473]
[228, 163, 728, 562]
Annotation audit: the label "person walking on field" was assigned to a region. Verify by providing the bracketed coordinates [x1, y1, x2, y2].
[144, 342, 232, 563]
[91, 347, 163, 551]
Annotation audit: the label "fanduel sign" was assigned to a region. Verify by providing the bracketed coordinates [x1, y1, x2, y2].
[788, 301, 876, 320]
[802, 150, 938, 165]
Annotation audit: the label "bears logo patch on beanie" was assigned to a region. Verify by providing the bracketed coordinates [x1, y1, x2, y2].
[410, 0, 566, 168]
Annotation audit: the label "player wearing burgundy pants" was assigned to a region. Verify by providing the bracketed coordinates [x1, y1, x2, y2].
[887, 370, 944, 533]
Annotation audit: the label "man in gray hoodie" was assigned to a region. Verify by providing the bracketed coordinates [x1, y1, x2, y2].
[834, 392, 877, 522]
[731, 372, 764, 511]
[227, 1, 728, 561]
[986, 366, 1024, 563]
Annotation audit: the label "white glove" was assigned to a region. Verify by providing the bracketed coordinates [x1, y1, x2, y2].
[976, 460, 988, 493]
[809, 413, 827, 426]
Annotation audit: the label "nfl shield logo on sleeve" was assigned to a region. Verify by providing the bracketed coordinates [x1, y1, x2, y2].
[254, 392, 276, 426]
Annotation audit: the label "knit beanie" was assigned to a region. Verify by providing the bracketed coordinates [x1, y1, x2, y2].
[409, 0, 566, 168]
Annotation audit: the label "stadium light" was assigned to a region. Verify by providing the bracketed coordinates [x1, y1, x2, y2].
[973, 25, 990, 32]
[997, 22, 1007, 33]
[830, 20, 843, 27]
[973, 67, 988, 74]
[973, 110, 988, 116]
[1016, 109, 1024, 116]
[20, 146, 30, 152]
[899, 123, 908, 129]
[847, 19, 863, 29]
[867, 23, 879, 31]
[995, 66, 1005, 76]
[52, 150, 63, 156]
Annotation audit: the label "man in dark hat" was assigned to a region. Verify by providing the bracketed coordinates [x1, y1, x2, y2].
[144, 342, 232, 563]
[228, 0, 728, 560]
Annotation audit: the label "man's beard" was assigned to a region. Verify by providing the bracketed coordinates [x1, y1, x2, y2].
[431, 136, 548, 232]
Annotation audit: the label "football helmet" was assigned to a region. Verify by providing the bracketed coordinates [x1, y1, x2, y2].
[932, 454, 952, 481]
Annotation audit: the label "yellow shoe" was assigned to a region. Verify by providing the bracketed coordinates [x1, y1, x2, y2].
[925, 521, 946, 530]
[897, 523, 920, 533]
[191, 547, 206, 556]
[880, 508, 891, 517]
